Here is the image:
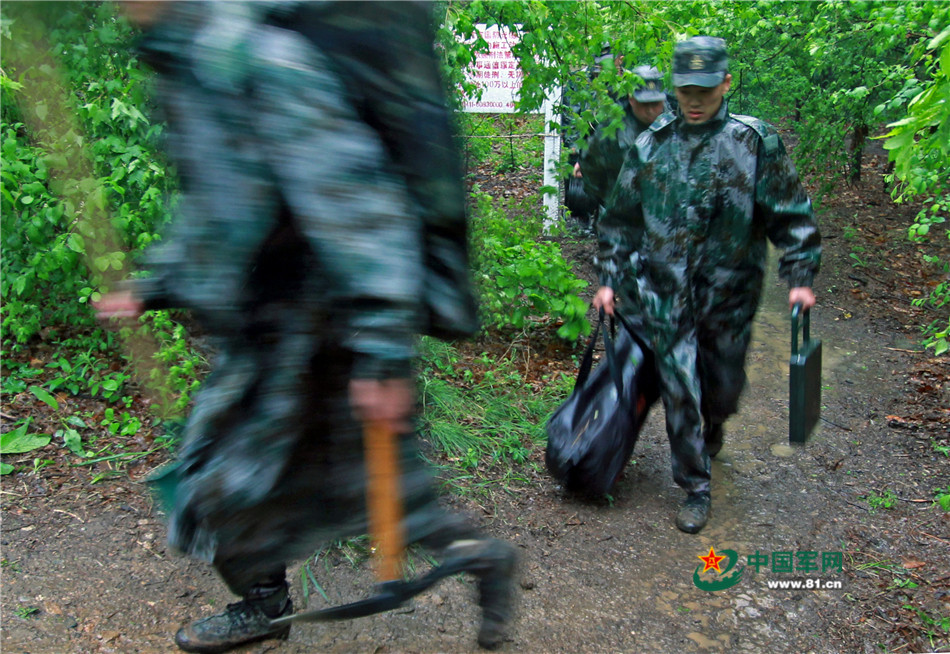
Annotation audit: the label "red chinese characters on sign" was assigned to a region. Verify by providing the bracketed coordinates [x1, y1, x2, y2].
[462, 25, 524, 113]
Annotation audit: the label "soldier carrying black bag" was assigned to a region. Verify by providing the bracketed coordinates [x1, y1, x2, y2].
[592, 36, 821, 534]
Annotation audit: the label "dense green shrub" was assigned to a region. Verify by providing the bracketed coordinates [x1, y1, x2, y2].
[1, 3, 171, 346]
[469, 189, 590, 340]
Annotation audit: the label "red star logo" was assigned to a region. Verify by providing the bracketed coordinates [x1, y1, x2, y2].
[697, 546, 726, 573]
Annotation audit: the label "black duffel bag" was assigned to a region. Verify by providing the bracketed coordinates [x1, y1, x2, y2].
[545, 310, 659, 495]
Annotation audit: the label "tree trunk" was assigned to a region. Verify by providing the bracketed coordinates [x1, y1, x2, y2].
[849, 123, 868, 185]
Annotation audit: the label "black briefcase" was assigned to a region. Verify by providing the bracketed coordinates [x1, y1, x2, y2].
[789, 304, 821, 444]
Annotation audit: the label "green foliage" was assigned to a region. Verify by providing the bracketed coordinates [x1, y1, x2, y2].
[1, 3, 171, 347]
[882, 25, 950, 354]
[1, 558, 21, 573]
[469, 189, 590, 340]
[460, 114, 545, 175]
[934, 485, 950, 512]
[56, 415, 91, 458]
[1, 4, 208, 435]
[13, 605, 39, 619]
[418, 336, 572, 482]
[932, 438, 950, 458]
[141, 312, 207, 418]
[862, 488, 898, 511]
[903, 604, 950, 652]
[0, 419, 51, 457]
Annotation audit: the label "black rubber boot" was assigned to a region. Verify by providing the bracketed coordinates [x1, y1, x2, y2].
[445, 538, 518, 650]
[704, 423, 724, 458]
[675, 492, 711, 534]
[174, 581, 292, 653]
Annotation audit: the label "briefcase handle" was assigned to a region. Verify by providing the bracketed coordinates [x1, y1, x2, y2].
[791, 303, 811, 355]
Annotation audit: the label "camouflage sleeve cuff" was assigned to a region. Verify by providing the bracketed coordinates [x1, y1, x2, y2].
[786, 269, 816, 289]
[594, 255, 619, 289]
[119, 276, 174, 312]
[351, 354, 413, 380]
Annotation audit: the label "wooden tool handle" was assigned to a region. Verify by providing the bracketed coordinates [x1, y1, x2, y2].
[364, 420, 406, 582]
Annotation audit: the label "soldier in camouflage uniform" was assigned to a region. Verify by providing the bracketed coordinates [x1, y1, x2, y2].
[592, 37, 821, 534]
[561, 45, 619, 232]
[578, 64, 668, 207]
[97, 2, 517, 652]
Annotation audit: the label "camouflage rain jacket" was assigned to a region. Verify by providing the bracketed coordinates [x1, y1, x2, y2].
[135, 1, 476, 376]
[593, 100, 821, 496]
[597, 100, 821, 353]
[132, 2, 478, 587]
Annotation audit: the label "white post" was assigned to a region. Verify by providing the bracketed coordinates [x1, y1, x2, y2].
[542, 91, 562, 235]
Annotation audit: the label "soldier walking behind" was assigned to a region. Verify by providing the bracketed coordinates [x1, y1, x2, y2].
[578, 64, 669, 208]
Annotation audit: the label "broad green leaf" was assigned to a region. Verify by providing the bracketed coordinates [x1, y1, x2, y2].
[29, 385, 59, 410]
[928, 25, 950, 50]
[0, 425, 51, 455]
[883, 130, 914, 151]
[58, 428, 88, 457]
[0, 463, 13, 475]
[66, 232, 85, 253]
[849, 86, 869, 99]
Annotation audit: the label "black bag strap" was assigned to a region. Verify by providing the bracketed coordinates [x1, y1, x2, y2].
[611, 308, 639, 342]
[574, 309, 625, 396]
[574, 312, 603, 390]
[600, 312, 625, 395]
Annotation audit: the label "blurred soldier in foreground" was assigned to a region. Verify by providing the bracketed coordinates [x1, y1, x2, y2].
[592, 37, 821, 534]
[96, 2, 517, 652]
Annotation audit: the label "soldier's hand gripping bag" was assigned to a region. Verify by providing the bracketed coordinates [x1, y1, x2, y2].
[789, 303, 822, 444]
[545, 310, 659, 495]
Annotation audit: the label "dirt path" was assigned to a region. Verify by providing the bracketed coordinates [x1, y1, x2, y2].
[3, 245, 943, 654]
[3, 149, 948, 652]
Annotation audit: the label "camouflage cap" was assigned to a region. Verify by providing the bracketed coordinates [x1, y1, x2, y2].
[672, 36, 728, 87]
[631, 65, 665, 102]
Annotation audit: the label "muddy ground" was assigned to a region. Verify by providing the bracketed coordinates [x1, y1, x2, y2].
[2, 133, 948, 654]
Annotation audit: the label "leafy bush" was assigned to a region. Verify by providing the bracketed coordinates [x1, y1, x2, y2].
[468, 189, 590, 340]
[882, 25, 950, 354]
[1, 3, 171, 347]
[1, 4, 205, 427]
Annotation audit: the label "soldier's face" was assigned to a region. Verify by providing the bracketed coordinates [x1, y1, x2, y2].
[675, 74, 733, 125]
[629, 98, 664, 126]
